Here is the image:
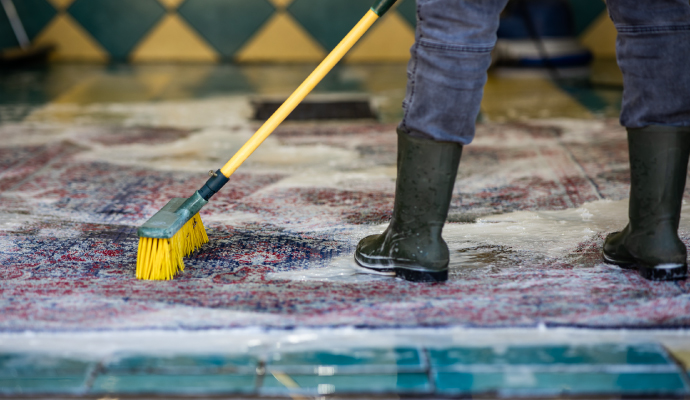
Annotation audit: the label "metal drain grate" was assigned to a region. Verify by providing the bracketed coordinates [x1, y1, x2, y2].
[252, 95, 376, 121]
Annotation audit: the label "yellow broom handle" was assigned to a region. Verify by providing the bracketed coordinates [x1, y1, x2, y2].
[220, 9, 379, 178]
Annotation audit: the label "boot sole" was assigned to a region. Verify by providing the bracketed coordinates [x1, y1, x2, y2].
[354, 254, 447, 282]
[353, 254, 396, 276]
[351, 262, 396, 276]
[602, 253, 636, 270]
[638, 263, 687, 281]
[603, 253, 687, 281]
[395, 267, 448, 283]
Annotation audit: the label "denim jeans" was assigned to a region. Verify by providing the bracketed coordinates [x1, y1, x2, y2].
[399, 0, 690, 144]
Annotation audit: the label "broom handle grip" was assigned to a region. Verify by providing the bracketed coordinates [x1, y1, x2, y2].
[219, 9, 381, 178]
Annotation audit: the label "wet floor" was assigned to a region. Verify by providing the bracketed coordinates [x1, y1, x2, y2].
[0, 59, 622, 123]
[1, 61, 688, 398]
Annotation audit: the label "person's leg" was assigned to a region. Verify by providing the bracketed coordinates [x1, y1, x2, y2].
[608, 0, 690, 128]
[603, 0, 690, 280]
[400, 0, 509, 144]
[355, 0, 508, 282]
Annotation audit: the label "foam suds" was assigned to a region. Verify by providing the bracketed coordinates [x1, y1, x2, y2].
[268, 255, 393, 282]
[450, 199, 690, 257]
[266, 199, 690, 283]
[75, 126, 358, 173]
[443, 199, 627, 259]
[653, 264, 685, 270]
[0, 327, 688, 360]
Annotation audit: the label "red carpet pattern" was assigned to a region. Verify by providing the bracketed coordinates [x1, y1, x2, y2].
[1, 119, 689, 331]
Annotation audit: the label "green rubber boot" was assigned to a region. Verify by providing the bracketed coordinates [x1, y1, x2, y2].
[354, 129, 463, 282]
[603, 126, 690, 281]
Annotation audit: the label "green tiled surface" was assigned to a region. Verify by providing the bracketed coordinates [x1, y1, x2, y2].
[396, 0, 417, 28]
[261, 373, 431, 395]
[0, 344, 687, 396]
[434, 372, 688, 395]
[428, 344, 671, 366]
[267, 348, 424, 373]
[92, 354, 258, 394]
[430, 344, 688, 395]
[101, 354, 258, 373]
[178, 0, 275, 58]
[566, 0, 608, 35]
[0, 0, 608, 62]
[0, 6, 17, 49]
[395, 0, 606, 34]
[12, 0, 57, 41]
[92, 374, 256, 394]
[0, 354, 92, 394]
[288, 0, 377, 51]
[68, 0, 166, 59]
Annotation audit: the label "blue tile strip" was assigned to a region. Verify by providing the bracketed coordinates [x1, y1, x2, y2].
[92, 354, 258, 395]
[430, 344, 689, 396]
[0, 344, 687, 396]
[434, 371, 687, 395]
[0, 354, 93, 395]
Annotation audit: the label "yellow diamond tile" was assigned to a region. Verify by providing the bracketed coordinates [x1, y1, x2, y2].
[135, 71, 175, 99]
[345, 12, 414, 63]
[152, 65, 216, 99]
[668, 349, 690, 370]
[268, 0, 293, 8]
[235, 12, 325, 63]
[481, 75, 592, 121]
[130, 14, 219, 62]
[46, 0, 76, 10]
[52, 69, 177, 104]
[33, 14, 108, 62]
[157, 0, 185, 10]
[580, 12, 617, 59]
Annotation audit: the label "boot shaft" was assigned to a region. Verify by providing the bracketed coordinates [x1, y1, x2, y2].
[393, 129, 463, 231]
[627, 126, 690, 233]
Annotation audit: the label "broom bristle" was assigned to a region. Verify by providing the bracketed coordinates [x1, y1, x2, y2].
[136, 213, 209, 280]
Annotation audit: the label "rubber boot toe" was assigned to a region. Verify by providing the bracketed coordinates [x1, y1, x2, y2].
[354, 232, 396, 275]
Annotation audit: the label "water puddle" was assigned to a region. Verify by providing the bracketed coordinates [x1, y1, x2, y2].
[271, 199, 690, 283]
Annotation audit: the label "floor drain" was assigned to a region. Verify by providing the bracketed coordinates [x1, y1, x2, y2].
[252, 95, 376, 121]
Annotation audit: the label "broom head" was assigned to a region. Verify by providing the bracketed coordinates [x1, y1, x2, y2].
[137, 193, 209, 280]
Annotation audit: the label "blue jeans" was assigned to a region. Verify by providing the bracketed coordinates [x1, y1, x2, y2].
[400, 0, 690, 144]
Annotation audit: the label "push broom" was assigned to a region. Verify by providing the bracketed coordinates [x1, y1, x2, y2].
[136, 0, 399, 280]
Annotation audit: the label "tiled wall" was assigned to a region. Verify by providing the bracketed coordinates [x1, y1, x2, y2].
[0, 0, 615, 63]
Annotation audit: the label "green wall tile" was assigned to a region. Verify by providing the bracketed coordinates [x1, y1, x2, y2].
[287, 0, 375, 51]
[103, 354, 258, 373]
[380, 0, 605, 35]
[13, 0, 56, 40]
[91, 374, 256, 394]
[0, 354, 92, 378]
[0, 354, 91, 394]
[178, 0, 275, 59]
[566, 0, 607, 35]
[0, 8, 18, 49]
[0, 377, 88, 394]
[268, 348, 424, 373]
[68, 0, 166, 60]
[429, 344, 672, 366]
[397, 0, 417, 28]
[434, 371, 688, 395]
[261, 372, 430, 394]
[91, 354, 259, 394]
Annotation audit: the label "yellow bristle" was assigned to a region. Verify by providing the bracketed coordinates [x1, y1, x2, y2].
[136, 213, 209, 280]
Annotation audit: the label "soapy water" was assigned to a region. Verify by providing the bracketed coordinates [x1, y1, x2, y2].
[1, 325, 688, 360]
[269, 199, 690, 283]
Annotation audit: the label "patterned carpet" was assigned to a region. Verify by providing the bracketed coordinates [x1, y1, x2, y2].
[1, 104, 689, 331]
